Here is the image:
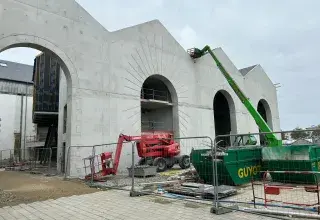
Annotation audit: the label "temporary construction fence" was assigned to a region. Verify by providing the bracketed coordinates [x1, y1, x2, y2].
[63, 129, 320, 218]
[212, 129, 320, 218]
[64, 142, 133, 181]
[0, 149, 14, 168]
[87, 141, 132, 184]
[252, 171, 320, 214]
[64, 145, 95, 179]
[216, 170, 320, 219]
[74, 136, 215, 193]
[0, 147, 56, 174]
[129, 136, 214, 197]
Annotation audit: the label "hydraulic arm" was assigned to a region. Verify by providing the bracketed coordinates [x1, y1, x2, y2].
[188, 46, 282, 147]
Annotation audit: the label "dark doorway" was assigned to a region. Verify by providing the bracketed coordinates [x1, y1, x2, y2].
[214, 91, 231, 146]
[257, 100, 268, 145]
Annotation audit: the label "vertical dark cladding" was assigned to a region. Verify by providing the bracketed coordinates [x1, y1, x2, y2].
[32, 52, 60, 124]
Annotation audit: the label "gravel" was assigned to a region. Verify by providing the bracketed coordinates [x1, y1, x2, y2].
[0, 171, 99, 207]
[90, 167, 199, 191]
[91, 174, 169, 188]
[0, 189, 16, 207]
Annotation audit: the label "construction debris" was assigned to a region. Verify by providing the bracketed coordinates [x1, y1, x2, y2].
[5, 166, 30, 171]
[127, 165, 157, 178]
[164, 168, 200, 182]
[166, 183, 237, 199]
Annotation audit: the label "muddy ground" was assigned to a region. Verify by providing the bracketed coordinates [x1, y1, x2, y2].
[0, 170, 99, 207]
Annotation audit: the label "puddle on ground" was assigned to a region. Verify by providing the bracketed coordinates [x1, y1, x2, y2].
[152, 198, 172, 204]
[184, 202, 201, 209]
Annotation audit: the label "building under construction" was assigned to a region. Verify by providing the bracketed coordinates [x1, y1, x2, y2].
[0, 0, 280, 177]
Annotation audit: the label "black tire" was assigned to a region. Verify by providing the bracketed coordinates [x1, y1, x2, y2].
[179, 155, 190, 169]
[167, 164, 174, 169]
[153, 157, 167, 172]
[138, 158, 147, 165]
[139, 158, 154, 166]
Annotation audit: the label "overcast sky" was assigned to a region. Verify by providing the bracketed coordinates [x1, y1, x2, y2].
[0, 0, 319, 130]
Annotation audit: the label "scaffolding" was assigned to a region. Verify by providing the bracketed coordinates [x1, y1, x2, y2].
[140, 88, 171, 102]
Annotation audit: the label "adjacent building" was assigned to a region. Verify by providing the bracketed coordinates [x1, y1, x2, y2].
[0, 59, 36, 157]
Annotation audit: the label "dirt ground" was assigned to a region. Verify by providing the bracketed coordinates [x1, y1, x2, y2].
[0, 170, 99, 207]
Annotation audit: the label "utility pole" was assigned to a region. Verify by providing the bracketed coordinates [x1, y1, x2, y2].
[19, 94, 23, 161]
[23, 84, 28, 160]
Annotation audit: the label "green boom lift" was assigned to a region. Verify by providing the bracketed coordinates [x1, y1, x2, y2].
[187, 46, 282, 147]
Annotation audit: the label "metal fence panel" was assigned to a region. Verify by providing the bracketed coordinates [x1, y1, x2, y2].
[79, 136, 215, 199]
[212, 128, 320, 218]
[62, 129, 320, 218]
[251, 171, 320, 215]
[128, 136, 214, 197]
[0, 149, 14, 168]
[0, 147, 55, 174]
[65, 146, 94, 179]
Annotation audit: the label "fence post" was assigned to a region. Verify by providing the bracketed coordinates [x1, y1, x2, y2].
[131, 142, 135, 192]
[90, 146, 96, 184]
[316, 174, 320, 215]
[251, 177, 256, 208]
[64, 146, 71, 180]
[211, 136, 238, 215]
[11, 149, 14, 166]
[211, 138, 219, 212]
[0, 150, 2, 168]
[32, 148, 36, 170]
[130, 141, 141, 197]
[48, 148, 52, 174]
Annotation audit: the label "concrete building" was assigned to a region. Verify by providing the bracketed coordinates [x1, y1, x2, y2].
[0, 0, 280, 177]
[0, 59, 37, 157]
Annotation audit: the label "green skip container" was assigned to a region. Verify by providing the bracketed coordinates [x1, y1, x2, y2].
[262, 144, 320, 184]
[190, 146, 263, 186]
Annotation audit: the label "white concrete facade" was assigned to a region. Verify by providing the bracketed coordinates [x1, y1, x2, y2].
[0, 0, 280, 177]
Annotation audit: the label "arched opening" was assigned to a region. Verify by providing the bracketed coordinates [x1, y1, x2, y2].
[257, 99, 273, 145]
[0, 43, 72, 174]
[140, 75, 179, 136]
[213, 90, 237, 147]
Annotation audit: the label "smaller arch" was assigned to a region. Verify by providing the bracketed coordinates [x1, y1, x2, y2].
[257, 99, 273, 129]
[213, 90, 237, 146]
[141, 74, 178, 104]
[257, 99, 273, 145]
[140, 74, 179, 137]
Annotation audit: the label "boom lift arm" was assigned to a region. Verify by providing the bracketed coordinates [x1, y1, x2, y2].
[188, 46, 282, 147]
[99, 132, 185, 178]
[102, 134, 147, 176]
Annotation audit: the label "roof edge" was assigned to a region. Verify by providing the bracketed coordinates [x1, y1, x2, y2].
[239, 64, 258, 76]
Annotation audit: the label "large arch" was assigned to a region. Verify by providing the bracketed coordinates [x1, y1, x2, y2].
[257, 99, 273, 145]
[213, 90, 237, 146]
[0, 35, 76, 174]
[140, 74, 179, 137]
[0, 34, 78, 88]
